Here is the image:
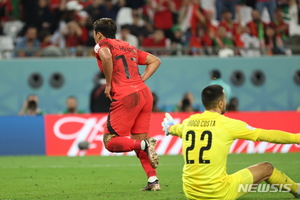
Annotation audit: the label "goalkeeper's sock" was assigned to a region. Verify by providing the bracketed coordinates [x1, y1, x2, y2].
[135, 150, 157, 178]
[106, 136, 141, 152]
[265, 167, 299, 195]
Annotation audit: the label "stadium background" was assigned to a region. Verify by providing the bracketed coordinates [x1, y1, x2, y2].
[0, 56, 300, 116]
[0, 56, 299, 156]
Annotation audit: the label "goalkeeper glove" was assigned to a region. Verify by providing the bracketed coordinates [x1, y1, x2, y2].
[161, 113, 175, 136]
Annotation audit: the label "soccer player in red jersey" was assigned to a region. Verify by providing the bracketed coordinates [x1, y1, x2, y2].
[92, 18, 161, 191]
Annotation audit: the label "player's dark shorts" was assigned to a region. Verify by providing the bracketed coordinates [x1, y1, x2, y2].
[104, 87, 153, 136]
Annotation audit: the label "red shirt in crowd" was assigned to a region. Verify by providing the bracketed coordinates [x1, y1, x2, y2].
[218, 21, 239, 38]
[153, 0, 174, 30]
[269, 20, 289, 39]
[246, 21, 267, 39]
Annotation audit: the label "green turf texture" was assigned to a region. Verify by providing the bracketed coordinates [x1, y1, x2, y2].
[0, 153, 299, 200]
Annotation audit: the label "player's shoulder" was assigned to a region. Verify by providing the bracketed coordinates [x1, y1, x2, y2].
[94, 39, 114, 53]
[219, 114, 246, 129]
[94, 43, 101, 54]
[218, 113, 239, 122]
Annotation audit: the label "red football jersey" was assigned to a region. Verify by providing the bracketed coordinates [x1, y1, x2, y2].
[94, 39, 149, 99]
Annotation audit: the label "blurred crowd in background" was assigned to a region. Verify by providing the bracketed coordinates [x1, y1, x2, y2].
[0, 0, 300, 58]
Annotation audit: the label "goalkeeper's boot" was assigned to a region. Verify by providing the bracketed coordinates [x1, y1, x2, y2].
[144, 137, 159, 169]
[140, 179, 161, 191]
[293, 183, 300, 198]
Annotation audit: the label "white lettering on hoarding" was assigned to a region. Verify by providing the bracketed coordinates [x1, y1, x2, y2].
[53, 116, 109, 156]
[51, 116, 300, 156]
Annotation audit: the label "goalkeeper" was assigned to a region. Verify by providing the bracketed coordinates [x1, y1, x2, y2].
[162, 84, 300, 200]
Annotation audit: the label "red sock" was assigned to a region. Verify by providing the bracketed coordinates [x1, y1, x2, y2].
[135, 150, 157, 178]
[106, 136, 142, 152]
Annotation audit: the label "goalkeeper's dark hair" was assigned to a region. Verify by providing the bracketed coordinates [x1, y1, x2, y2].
[93, 18, 116, 39]
[201, 85, 225, 110]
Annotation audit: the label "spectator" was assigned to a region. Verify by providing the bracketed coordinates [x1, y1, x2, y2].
[170, 25, 185, 56]
[213, 26, 234, 51]
[189, 0, 206, 35]
[61, 96, 85, 114]
[175, 92, 197, 112]
[227, 97, 239, 111]
[21, 0, 39, 27]
[270, 8, 289, 42]
[37, 0, 54, 33]
[49, 0, 61, 12]
[15, 26, 41, 57]
[141, 0, 155, 27]
[0, 34, 14, 59]
[216, 0, 238, 21]
[39, 29, 63, 57]
[218, 9, 239, 39]
[246, 9, 267, 46]
[125, 0, 146, 11]
[208, 69, 232, 102]
[189, 26, 213, 55]
[0, 0, 12, 22]
[51, 0, 83, 49]
[264, 25, 286, 55]
[90, 72, 111, 113]
[203, 9, 218, 39]
[177, 0, 193, 33]
[152, 92, 161, 112]
[63, 20, 82, 51]
[152, 0, 176, 39]
[178, 0, 205, 35]
[78, 0, 93, 8]
[99, 0, 125, 21]
[142, 29, 170, 55]
[128, 9, 152, 46]
[288, 0, 300, 54]
[39, 29, 53, 48]
[116, 24, 139, 47]
[238, 26, 261, 57]
[255, 0, 277, 22]
[2, 14, 24, 43]
[19, 94, 45, 116]
[289, 0, 300, 37]
[76, 10, 91, 46]
[84, 0, 103, 22]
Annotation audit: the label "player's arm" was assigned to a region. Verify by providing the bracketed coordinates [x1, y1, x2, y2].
[162, 113, 183, 138]
[256, 129, 300, 144]
[139, 52, 161, 82]
[226, 118, 300, 144]
[168, 124, 184, 138]
[99, 47, 113, 101]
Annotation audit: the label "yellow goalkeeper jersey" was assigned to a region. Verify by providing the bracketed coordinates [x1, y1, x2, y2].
[169, 110, 262, 199]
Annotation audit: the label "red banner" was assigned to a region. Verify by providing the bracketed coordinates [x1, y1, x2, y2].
[44, 112, 300, 156]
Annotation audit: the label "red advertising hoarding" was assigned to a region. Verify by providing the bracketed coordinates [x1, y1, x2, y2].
[45, 112, 300, 156]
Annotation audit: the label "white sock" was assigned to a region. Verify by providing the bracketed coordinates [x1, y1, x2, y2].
[297, 183, 300, 194]
[141, 140, 146, 150]
[148, 176, 157, 183]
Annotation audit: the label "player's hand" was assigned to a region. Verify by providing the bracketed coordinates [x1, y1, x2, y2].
[104, 84, 112, 101]
[161, 113, 175, 136]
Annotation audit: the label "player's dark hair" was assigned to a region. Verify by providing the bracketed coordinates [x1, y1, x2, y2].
[201, 85, 225, 110]
[66, 95, 77, 101]
[120, 24, 130, 30]
[93, 18, 116, 39]
[210, 69, 221, 79]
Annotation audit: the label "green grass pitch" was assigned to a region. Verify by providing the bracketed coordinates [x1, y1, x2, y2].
[0, 153, 299, 200]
